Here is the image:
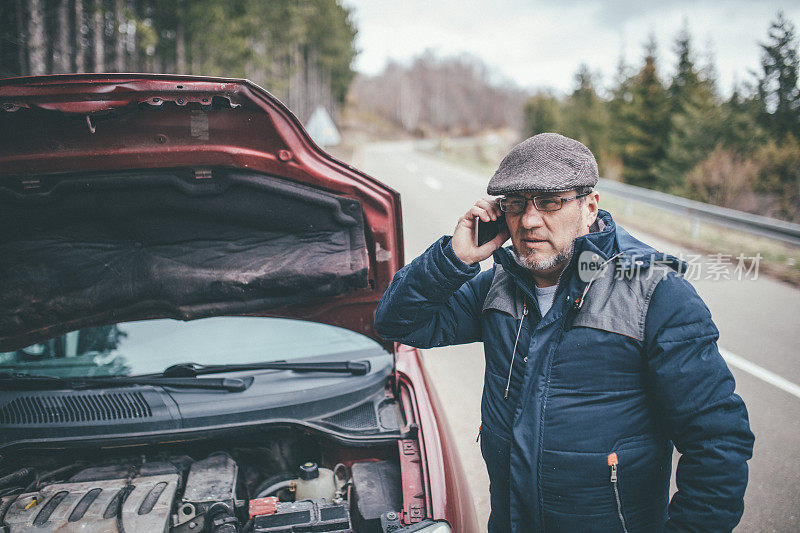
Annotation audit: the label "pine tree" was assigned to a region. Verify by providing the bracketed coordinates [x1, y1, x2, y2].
[720, 83, 765, 154]
[668, 25, 701, 106]
[524, 92, 561, 136]
[756, 11, 800, 139]
[562, 63, 609, 157]
[607, 55, 635, 165]
[655, 28, 721, 194]
[620, 37, 670, 189]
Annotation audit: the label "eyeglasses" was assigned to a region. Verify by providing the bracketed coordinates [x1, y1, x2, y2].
[498, 192, 590, 214]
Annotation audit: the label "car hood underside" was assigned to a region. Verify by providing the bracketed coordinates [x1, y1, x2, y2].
[0, 74, 403, 352]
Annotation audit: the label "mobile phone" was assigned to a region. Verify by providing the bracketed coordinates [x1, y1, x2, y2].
[475, 216, 508, 246]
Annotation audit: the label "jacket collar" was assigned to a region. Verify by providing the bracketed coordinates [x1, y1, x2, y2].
[492, 209, 686, 300]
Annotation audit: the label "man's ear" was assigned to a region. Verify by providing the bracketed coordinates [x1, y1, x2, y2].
[585, 191, 599, 229]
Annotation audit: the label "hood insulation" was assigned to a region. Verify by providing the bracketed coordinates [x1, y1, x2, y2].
[0, 168, 368, 351]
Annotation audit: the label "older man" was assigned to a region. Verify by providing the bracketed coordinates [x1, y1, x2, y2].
[374, 133, 753, 532]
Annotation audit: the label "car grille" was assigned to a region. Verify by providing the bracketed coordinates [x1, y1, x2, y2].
[0, 391, 153, 425]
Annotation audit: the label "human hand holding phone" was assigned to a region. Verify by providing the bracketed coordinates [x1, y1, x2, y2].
[451, 197, 510, 265]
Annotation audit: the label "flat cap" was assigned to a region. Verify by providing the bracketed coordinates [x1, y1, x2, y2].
[487, 133, 599, 195]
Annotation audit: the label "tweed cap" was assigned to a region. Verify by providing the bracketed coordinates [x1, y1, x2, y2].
[487, 133, 599, 195]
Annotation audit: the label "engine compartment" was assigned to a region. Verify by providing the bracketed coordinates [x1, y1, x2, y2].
[0, 428, 414, 532]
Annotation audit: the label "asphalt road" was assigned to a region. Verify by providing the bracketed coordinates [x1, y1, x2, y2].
[348, 140, 800, 532]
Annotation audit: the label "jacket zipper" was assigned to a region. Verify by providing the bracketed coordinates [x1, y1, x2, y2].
[608, 453, 629, 533]
[503, 300, 528, 400]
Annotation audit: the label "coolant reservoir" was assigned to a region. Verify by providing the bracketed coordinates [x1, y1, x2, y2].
[294, 462, 336, 501]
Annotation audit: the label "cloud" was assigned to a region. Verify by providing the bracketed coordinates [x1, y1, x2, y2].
[343, 0, 800, 95]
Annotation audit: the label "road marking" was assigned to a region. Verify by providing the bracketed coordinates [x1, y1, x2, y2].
[720, 347, 800, 400]
[423, 176, 443, 190]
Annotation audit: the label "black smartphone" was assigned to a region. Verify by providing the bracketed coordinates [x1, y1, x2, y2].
[475, 216, 508, 246]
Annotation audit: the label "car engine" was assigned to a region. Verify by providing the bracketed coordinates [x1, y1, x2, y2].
[0, 432, 405, 533]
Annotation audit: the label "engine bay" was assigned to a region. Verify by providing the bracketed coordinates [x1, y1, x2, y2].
[0, 428, 415, 532]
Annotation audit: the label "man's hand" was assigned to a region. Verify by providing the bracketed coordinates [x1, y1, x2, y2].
[451, 197, 510, 265]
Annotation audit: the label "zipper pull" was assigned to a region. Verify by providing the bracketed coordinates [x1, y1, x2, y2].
[476, 424, 482, 443]
[608, 452, 629, 532]
[608, 453, 618, 482]
[523, 301, 528, 316]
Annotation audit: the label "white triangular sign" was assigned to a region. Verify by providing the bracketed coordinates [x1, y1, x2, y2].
[305, 106, 341, 147]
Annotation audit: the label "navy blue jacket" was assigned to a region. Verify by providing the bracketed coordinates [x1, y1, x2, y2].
[375, 210, 753, 532]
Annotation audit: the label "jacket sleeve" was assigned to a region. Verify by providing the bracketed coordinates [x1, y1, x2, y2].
[643, 271, 754, 533]
[374, 236, 492, 348]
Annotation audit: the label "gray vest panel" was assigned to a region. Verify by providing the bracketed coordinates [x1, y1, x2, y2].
[482, 265, 526, 320]
[481, 262, 675, 341]
[573, 262, 674, 341]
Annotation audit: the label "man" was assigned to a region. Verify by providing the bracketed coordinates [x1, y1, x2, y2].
[374, 133, 754, 532]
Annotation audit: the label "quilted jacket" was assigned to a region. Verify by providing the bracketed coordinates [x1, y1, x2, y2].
[375, 209, 754, 532]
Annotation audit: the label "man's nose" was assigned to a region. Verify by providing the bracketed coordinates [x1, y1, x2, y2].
[520, 202, 545, 229]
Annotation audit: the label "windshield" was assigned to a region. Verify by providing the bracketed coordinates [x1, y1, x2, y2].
[0, 317, 385, 378]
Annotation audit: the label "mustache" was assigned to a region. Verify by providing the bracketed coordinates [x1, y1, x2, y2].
[518, 234, 549, 241]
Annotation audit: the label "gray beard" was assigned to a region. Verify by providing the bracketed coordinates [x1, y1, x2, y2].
[511, 242, 574, 272]
[511, 212, 584, 273]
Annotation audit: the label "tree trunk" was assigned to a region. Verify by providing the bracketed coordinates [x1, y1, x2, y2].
[55, 0, 71, 73]
[288, 44, 305, 119]
[15, 0, 28, 75]
[127, 0, 137, 71]
[74, 0, 86, 72]
[27, 0, 46, 75]
[92, 0, 104, 72]
[176, 0, 186, 73]
[190, 42, 200, 75]
[114, 0, 125, 71]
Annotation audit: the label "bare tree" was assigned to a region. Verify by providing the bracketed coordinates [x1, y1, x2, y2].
[352, 52, 527, 135]
[176, 0, 186, 73]
[114, 0, 125, 71]
[92, 0, 104, 71]
[126, 0, 137, 71]
[27, 0, 46, 75]
[54, 0, 71, 73]
[74, 0, 87, 72]
[15, 0, 28, 75]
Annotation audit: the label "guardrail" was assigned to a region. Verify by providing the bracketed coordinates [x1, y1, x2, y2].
[597, 178, 800, 247]
[413, 137, 800, 247]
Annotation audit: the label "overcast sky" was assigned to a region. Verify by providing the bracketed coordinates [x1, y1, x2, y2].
[341, 0, 800, 96]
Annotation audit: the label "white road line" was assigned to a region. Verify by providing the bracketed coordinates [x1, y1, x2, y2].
[423, 176, 443, 190]
[720, 347, 800, 400]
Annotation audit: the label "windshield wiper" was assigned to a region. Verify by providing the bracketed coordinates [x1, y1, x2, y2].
[0, 372, 252, 392]
[162, 360, 371, 378]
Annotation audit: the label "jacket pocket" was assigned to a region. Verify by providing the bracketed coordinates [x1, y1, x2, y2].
[606, 436, 671, 532]
[541, 437, 671, 532]
[479, 424, 512, 533]
[541, 449, 622, 531]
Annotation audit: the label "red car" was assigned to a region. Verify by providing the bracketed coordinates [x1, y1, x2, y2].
[0, 74, 478, 533]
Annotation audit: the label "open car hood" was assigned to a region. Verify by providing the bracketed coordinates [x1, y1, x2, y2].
[0, 74, 403, 352]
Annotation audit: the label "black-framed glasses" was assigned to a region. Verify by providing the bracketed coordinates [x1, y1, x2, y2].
[498, 192, 590, 214]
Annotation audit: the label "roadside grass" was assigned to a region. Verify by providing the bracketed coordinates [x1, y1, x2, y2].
[419, 140, 506, 178]
[420, 139, 800, 287]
